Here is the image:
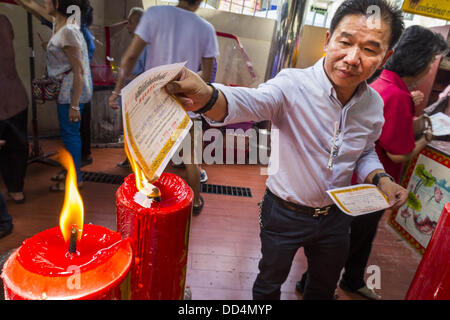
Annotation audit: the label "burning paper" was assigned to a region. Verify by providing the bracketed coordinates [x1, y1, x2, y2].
[120, 62, 192, 196]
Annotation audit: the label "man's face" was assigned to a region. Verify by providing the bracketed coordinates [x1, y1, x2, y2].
[323, 14, 393, 95]
[127, 14, 140, 35]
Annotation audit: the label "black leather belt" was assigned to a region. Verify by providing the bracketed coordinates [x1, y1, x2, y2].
[266, 188, 335, 218]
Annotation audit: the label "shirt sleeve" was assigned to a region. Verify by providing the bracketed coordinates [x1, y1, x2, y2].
[202, 23, 219, 58]
[354, 94, 385, 182]
[204, 69, 290, 126]
[354, 142, 385, 183]
[135, 8, 153, 44]
[377, 92, 415, 155]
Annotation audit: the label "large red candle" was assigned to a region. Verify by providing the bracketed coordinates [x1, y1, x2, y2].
[116, 172, 193, 300]
[406, 203, 450, 300]
[2, 224, 132, 300]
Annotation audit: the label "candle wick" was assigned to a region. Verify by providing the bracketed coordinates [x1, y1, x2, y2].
[68, 227, 78, 254]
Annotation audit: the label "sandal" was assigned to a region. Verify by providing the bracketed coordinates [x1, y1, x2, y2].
[192, 195, 204, 216]
[51, 170, 67, 182]
[49, 181, 83, 192]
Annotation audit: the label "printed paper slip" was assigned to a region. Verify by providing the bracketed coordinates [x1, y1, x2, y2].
[121, 62, 192, 182]
[429, 112, 450, 136]
[326, 184, 391, 216]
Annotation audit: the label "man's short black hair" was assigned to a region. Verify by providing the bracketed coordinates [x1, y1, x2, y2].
[384, 25, 448, 77]
[330, 0, 404, 50]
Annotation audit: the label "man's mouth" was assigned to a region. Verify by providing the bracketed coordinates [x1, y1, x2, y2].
[336, 69, 356, 78]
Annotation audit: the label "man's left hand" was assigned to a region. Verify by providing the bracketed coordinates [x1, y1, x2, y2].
[378, 179, 408, 209]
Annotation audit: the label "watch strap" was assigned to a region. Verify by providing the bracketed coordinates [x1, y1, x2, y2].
[372, 172, 394, 186]
[194, 83, 218, 114]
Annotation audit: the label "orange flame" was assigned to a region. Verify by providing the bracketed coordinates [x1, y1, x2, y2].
[124, 139, 160, 198]
[58, 149, 84, 243]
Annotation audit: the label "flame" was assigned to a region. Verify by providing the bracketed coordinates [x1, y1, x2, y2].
[58, 149, 84, 243]
[124, 139, 160, 198]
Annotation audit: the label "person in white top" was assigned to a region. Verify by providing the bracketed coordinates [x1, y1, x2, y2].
[165, 0, 408, 300]
[109, 0, 219, 215]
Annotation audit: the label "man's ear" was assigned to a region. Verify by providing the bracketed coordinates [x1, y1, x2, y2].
[323, 31, 331, 52]
[378, 49, 394, 70]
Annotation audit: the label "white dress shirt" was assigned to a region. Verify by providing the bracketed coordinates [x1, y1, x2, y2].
[208, 57, 385, 208]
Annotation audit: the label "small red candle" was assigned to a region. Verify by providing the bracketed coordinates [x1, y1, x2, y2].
[2, 225, 132, 300]
[117, 172, 193, 300]
[1, 149, 132, 300]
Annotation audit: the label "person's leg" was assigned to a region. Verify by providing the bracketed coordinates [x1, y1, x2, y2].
[252, 191, 325, 299]
[57, 103, 84, 183]
[340, 210, 384, 290]
[302, 208, 353, 300]
[0, 109, 28, 198]
[80, 101, 92, 165]
[253, 192, 300, 300]
[183, 121, 203, 214]
[185, 163, 201, 203]
[0, 191, 13, 237]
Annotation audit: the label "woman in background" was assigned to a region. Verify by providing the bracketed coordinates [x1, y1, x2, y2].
[17, 0, 95, 184]
[17, 0, 93, 190]
[0, 15, 29, 204]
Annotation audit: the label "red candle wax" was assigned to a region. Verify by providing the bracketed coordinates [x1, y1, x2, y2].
[1, 224, 132, 300]
[116, 172, 193, 300]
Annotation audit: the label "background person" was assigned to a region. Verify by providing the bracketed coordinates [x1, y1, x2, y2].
[32, 0, 93, 191]
[109, 0, 219, 215]
[339, 25, 447, 300]
[0, 15, 29, 204]
[16, 0, 95, 181]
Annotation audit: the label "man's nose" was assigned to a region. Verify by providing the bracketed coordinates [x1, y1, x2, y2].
[344, 47, 361, 66]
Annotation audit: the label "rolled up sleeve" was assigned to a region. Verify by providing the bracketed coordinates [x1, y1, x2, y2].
[354, 121, 384, 182]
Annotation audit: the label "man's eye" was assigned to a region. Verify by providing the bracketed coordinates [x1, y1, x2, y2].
[365, 48, 376, 54]
[340, 41, 350, 46]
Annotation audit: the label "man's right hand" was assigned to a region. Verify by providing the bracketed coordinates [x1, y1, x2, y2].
[165, 67, 213, 113]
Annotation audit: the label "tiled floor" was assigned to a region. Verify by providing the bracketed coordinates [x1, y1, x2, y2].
[0, 139, 422, 300]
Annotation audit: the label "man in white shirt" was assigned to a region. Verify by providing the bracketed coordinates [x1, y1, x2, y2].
[165, 0, 408, 299]
[109, 0, 219, 215]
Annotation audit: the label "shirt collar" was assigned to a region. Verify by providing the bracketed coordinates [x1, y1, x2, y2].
[314, 57, 335, 97]
[378, 69, 410, 93]
[313, 57, 369, 107]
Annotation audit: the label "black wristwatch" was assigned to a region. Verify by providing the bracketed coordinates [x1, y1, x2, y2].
[372, 172, 394, 186]
[194, 83, 219, 114]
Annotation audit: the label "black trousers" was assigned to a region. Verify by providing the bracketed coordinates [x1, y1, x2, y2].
[80, 101, 91, 161]
[253, 190, 353, 300]
[0, 109, 28, 193]
[299, 209, 385, 291]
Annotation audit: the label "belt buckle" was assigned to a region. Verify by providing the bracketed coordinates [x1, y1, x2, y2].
[313, 206, 330, 218]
